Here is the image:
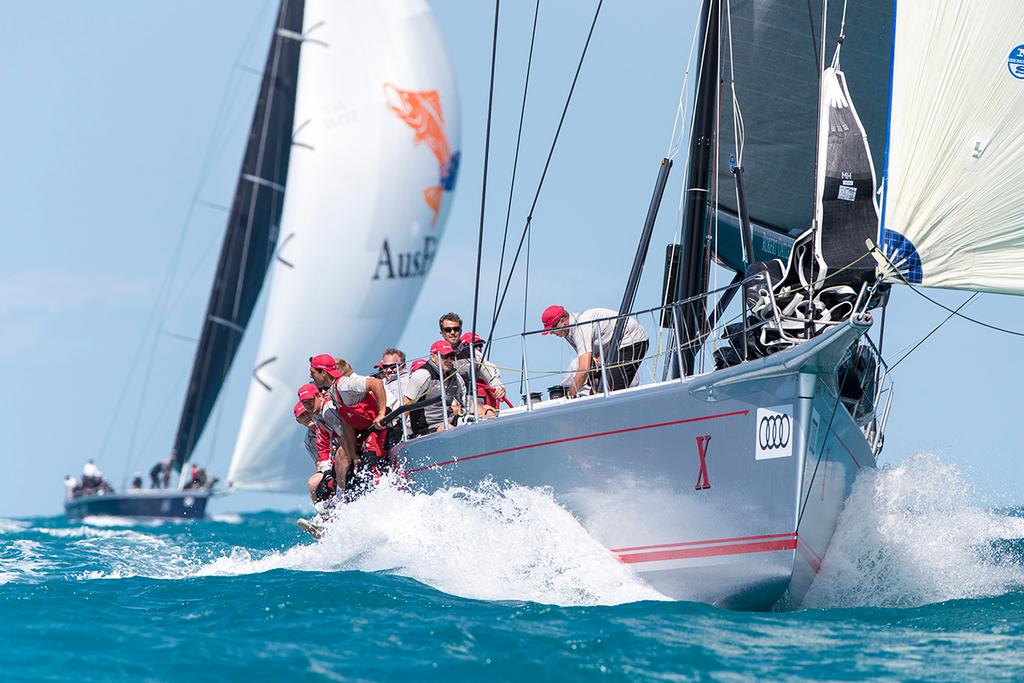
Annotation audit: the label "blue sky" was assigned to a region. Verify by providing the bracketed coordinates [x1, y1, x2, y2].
[2, 1, 1022, 518]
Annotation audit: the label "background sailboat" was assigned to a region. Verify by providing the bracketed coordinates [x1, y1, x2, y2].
[65, 0, 460, 518]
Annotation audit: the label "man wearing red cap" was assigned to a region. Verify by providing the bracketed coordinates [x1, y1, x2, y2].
[298, 383, 351, 503]
[402, 339, 466, 433]
[540, 304, 649, 397]
[309, 354, 389, 478]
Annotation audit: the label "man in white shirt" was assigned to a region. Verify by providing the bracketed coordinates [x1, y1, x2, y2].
[541, 304, 649, 396]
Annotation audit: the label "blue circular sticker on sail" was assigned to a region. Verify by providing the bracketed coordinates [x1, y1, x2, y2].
[1009, 44, 1024, 79]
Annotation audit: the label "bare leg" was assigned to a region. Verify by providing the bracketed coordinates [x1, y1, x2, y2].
[307, 473, 323, 503]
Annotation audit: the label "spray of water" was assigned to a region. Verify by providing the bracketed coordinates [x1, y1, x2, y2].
[803, 453, 1024, 608]
[197, 478, 667, 606]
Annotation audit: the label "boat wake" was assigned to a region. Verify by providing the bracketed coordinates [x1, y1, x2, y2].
[196, 478, 668, 606]
[803, 453, 1024, 609]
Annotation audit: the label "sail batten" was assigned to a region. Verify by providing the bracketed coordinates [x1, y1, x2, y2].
[170, 0, 305, 472]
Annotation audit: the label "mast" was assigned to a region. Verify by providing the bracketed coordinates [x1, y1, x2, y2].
[169, 0, 305, 475]
[672, 0, 719, 378]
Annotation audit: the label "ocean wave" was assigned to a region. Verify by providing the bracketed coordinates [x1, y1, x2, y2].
[803, 453, 1024, 609]
[0, 539, 54, 585]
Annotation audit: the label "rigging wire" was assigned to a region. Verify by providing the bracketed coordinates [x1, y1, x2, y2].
[486, 0, 604, 346]
[490, 0, 541, 342]
[872, 243, 1024, 338]
[115, 3, 276, 479]
[471, 0, 502, 416]
[886, 293, 978, 372]
[903, 284, 1024, 338]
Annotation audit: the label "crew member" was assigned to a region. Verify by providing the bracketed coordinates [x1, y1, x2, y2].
[540, 304, 649, 396]
[458, 332, 505, 416]
[376, 347, 410, 411]
[309, 354, 389, 480]
[298, 382, 350, 501]
[403, 340, 466, 433]
[294, 399, 332, 505]
[149, 461, 167, 489]
[82, 459, 103, 490]
[439, 312, 506, 413]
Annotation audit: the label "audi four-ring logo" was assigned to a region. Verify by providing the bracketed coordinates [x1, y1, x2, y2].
[758, 413, 791, 450]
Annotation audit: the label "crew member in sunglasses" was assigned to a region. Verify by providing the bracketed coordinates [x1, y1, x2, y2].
[402, 339, 466, 434]
[438, 312, 506, 416]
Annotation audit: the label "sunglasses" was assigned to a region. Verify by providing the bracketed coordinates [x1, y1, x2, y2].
[441, 326, 462, 333]
[379, 362, 399, 369]
[441, 352, 456, 359]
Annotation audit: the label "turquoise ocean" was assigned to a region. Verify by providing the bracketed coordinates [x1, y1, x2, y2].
[3, 455, 1023, 682]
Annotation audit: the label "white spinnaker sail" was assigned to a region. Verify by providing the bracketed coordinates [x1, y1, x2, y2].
[879, 1, 1024, 294]
[228, 0, 460, 490]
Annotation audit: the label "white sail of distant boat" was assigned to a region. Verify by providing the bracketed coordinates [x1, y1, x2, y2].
[226, 0, 461, 491]
[877, 2, 1024, 293]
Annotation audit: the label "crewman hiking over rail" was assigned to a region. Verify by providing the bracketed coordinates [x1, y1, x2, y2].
[541, 304, 649, 397]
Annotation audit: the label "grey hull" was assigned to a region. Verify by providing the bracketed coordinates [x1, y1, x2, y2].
[64, 490, 210, 520]
[393, 321, 877, 610]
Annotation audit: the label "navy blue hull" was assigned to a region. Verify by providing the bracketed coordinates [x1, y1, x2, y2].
[64, 491, 210, 520]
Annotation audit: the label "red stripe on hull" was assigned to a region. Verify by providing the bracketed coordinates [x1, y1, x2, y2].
[611, 532, 796, 554]
[405, 409, 749, 474]
[618, 537, 798, 564]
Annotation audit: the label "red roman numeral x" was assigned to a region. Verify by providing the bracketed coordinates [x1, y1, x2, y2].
[695, 435, 711, 490]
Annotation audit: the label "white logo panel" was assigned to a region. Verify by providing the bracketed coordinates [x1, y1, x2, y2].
[755, 405, 793, 460]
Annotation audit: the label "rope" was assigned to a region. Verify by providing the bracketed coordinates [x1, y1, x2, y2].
[491, 0, 540, 338]
[486, 0, 604, 347]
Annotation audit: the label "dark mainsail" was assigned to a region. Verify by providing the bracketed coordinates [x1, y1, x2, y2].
[170, 0, 305, 472]
[712, 0, 892, 273]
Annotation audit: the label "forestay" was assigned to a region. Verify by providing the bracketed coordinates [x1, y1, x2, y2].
[228, 0, 460, 491]
[878, 1, 1024, 295]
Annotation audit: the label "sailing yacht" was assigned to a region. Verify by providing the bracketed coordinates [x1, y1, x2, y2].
[65, 0, 461, 519]
[386, 0, 1024, 609]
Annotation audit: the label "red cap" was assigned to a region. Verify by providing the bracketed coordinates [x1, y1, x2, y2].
[430, 339, 454, 356]
[459, 332, 485, 346]
[410, 358, 427, 372]
[293, 401, 308, 419]
[541, 305, 567, 334]
[309, 354, 341, 378]
[297, 383, 319, 401]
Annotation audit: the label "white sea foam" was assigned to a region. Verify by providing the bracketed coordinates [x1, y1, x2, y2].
[803, 453, 1024, 609]
[81, 515, 169, 528]
[0, 519, 29, 535]
[0, 540, 54, 584]
[194, 478, 667, 606]
[209, 513, 243, 524]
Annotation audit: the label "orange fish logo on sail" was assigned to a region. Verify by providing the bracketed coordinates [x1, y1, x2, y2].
[384, 83, 460, 227]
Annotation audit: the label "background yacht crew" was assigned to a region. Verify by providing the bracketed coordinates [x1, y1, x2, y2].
[540, 304, 649, 397]
[297, 383, 348, 501]
[403, 339, 466, 433]
[310, 354, 389, 475]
